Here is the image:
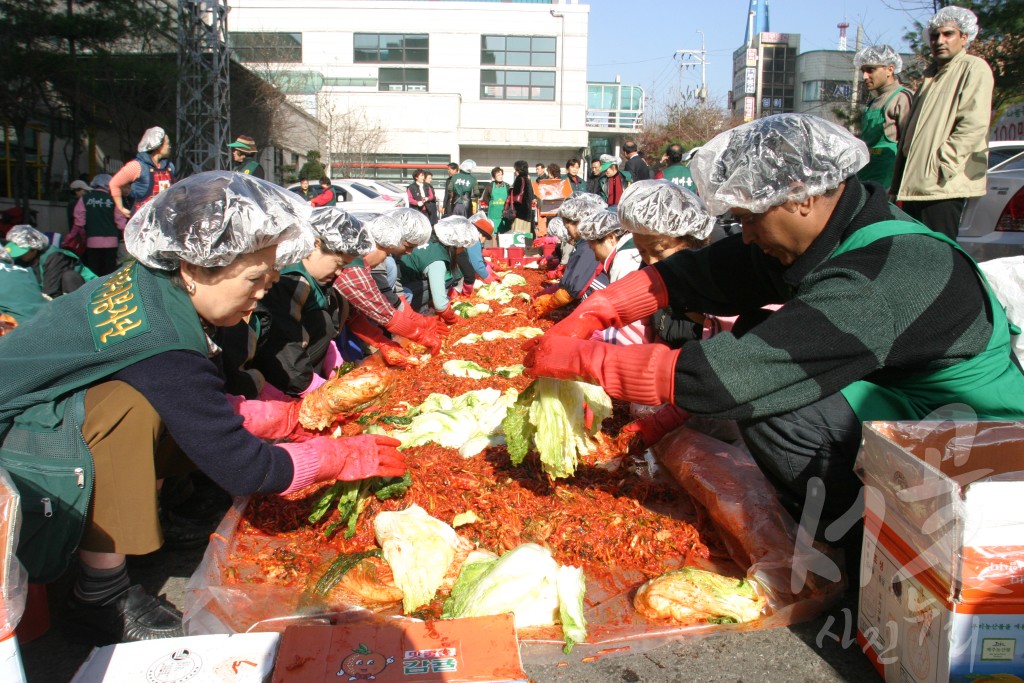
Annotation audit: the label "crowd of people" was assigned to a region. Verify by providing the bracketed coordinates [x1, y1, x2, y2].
[0, 3, 1017, 653]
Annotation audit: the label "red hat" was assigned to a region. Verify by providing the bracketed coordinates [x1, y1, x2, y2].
[471, 212, 494, 238]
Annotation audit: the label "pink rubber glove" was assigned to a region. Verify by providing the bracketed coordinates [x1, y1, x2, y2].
[279, 435, 406, 495]
[226, 395, 320, 442]
[622, 404, 691, 448]
[544, 268, 669, 341]
[383, 297, 442, 354]
[481, 267, 500, 284]
[461, 282, 475, 297]
[523, 337, 680, 406]
[321, 340, 342, 377]
[299, 372, 328, 397]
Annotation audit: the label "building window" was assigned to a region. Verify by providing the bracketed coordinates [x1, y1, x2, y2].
[481, 35, 556, 67]
[229, 32, 302, 63]
[354, 34, 428, 64]
[481, 70, 554, 101]
[379, 68, 428, 92]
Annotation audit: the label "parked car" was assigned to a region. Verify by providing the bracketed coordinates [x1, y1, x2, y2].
[957, 142, 1024, 262]
[346, 179, 409, 206]
[286, 179, 405, 213]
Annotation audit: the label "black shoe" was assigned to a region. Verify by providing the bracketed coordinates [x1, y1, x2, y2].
[65, 585, 183, 643]
[160, 508, 217, 551]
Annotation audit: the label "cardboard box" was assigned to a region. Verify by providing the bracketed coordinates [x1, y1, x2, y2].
[271, 614, 527, 683]
[70, 633, 280, 682]
[855, 422, 1024, 682]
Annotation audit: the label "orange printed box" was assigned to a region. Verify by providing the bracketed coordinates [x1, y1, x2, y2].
[272, 614, 527, 683]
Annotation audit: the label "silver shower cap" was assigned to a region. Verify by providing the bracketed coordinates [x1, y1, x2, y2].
[925, 5, 979, 47]
[691, 113, 869, 216]
[384, 208, 432, 249]
[545, 216, 568, 242]
[434, 216, 479, 249]
[558, 192, 608, 224]
[578, 210, 623, 242]
[618, 180, 717, 240]
[309, 206, 374, 256]
[137, 126, 167, 153]
[459, 159, 477, 173]
[91, 173, 113, 190]
[6, 225, 50, 252]
[854, 45, 904, 74]
[125, 171, 313, 271]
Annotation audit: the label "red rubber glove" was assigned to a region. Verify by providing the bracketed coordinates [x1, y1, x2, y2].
[346, 310, 416, 367]
[227, 395, 320, 442]
[438, 304, 460, 326]
[622, 404, 691, 448]
[279, 435, 406, 495]
[523, 336, 680, 406]
[532, 288, 574, 318]
[461, 282, 475, 297]
[383, 298, 441, 354]
[545, 267, 669, 340]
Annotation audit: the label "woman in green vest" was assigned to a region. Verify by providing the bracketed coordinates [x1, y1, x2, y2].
[398, 214, 477, 327]
[0, 245, 46, 324]
[5, 223, 96, 297]
[0, 172, 404, 644]
[247, 206, 377, 396]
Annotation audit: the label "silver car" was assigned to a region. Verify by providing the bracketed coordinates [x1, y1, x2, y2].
[957, 141, 1024, 262]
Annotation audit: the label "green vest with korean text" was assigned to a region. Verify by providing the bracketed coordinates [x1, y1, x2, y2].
[0, 262, 208, 581]
[838, 220, 1024, 422]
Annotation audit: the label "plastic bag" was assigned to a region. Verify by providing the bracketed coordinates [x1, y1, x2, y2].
[0, 468, 28, 639]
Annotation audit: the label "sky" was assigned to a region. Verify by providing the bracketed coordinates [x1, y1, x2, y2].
[584, 0, 935, 112]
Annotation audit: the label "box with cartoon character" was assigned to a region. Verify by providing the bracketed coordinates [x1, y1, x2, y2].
[271, 614, 527, 683]
[855, 422, 1024, 683]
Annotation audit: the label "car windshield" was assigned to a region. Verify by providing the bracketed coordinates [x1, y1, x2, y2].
[990, 146, 1024, 169]
[349, 182, 381, 199]
[376, 181, 405, 193]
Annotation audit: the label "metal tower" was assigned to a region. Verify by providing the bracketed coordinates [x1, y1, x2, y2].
[176, 0, 231, 178]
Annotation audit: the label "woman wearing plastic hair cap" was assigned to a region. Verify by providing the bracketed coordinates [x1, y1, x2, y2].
[6, 223, 96, 297]
[237, 203, 378, 398]
[557, 192, 607, 226]
[325, 209, 447, 363]
[617, 179, 717, 270]
[578, 209, 642, 290]
[0, 171, 405, 644]
[690, 113, 869, 217]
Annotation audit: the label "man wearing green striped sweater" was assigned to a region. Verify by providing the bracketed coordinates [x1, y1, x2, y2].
[524, 114, 1024, 519]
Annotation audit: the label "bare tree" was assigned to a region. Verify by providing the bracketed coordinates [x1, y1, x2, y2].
[315, 93, 387, 178]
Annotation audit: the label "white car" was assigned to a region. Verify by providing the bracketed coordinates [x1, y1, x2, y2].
[957, 141, 1024, 262]
[286, 179, 405, 213]
[346, 178, 409, 207]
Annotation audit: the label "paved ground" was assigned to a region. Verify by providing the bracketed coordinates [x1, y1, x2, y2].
[18, 543, 880, 682]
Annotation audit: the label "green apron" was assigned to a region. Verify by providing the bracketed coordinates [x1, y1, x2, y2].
[856, 88, 908, 188]
[838, 220, 1024, 421]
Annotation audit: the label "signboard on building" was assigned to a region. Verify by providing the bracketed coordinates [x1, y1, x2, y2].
[744, 97, 755, 121]
[992, 102, 1024, 141]
[832, 83, 852, 99]
[746, 48, 758, 67]
[744, 68, 757, 95]
[759, 32, 790, 43]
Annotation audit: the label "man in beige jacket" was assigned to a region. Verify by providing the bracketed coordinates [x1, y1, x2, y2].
[891, 6, 994, 239]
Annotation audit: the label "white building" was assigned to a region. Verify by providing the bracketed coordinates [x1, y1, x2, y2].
[227, 0, 610, 181]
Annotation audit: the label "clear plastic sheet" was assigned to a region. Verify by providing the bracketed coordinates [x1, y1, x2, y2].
[183, 425, 843, 664]
[0, 468, 27, 639]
